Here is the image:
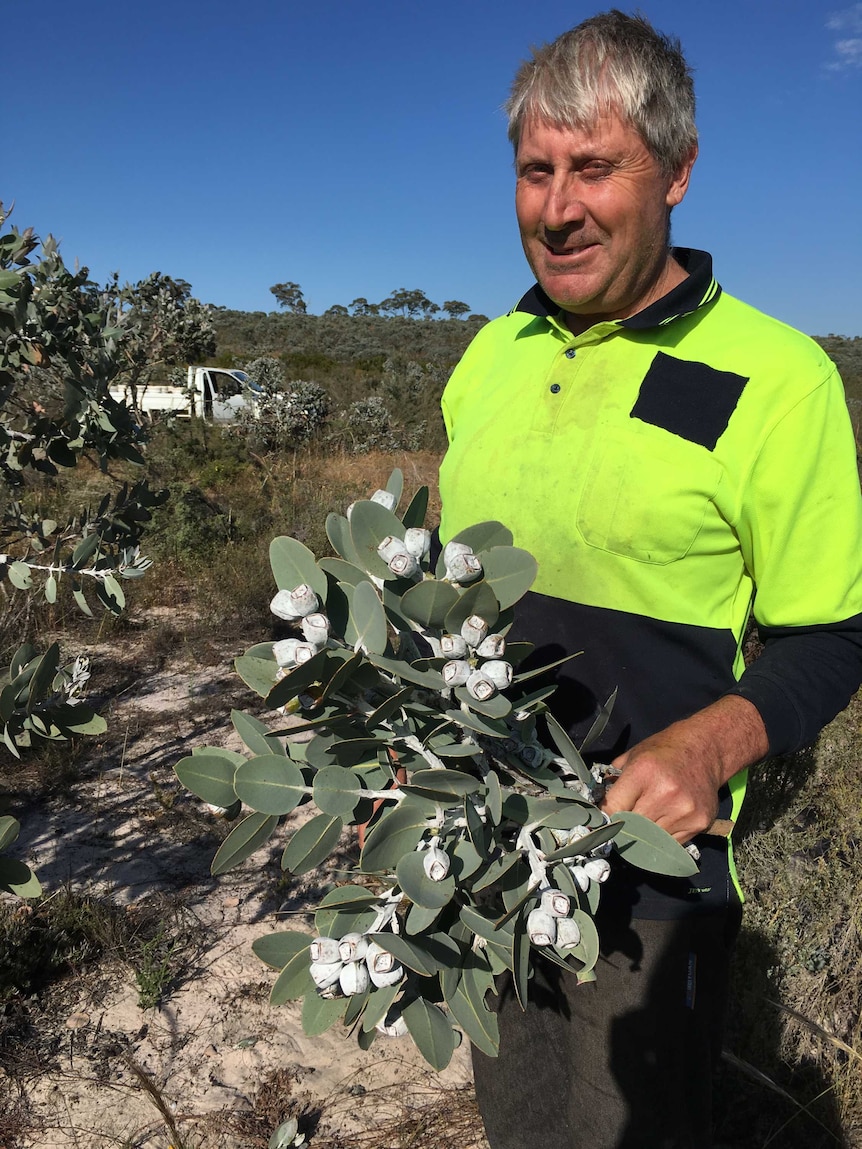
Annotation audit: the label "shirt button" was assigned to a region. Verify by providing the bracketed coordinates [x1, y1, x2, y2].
[550, 383, 561, 394]
[565, 348, 576, 358]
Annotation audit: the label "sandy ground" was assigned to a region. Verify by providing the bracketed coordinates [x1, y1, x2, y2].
[2, 627, 488, 1149]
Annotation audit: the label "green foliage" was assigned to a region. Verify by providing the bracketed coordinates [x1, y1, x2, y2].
[175, 471, 695, 1070]
[270, 281, 307, 314]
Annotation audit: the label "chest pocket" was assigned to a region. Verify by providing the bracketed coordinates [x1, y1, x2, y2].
[576, 427, 723, 565]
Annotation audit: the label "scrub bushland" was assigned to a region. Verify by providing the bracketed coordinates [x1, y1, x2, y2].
[1, 358, 861, 1145]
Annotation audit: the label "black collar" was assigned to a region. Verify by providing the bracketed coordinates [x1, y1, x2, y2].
[512, 248, 721, 330]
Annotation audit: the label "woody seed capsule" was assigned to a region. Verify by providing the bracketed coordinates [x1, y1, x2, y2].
[446, 552, 483, 584]
[339, 960, 370, 996]
[301, 612, 330, 646]
[377, 535, 406, 564]
[370, 489, 397, 511]
[476, 633, 506, 659]
[338, 933, 368, 963]
[388, 551, 419, 578]
[404, 527, 431, 559]
[481, 660, 513, 689]
[288, 584, 319, 617]
[309, 960, 343, 989]
[442, 660, 471, 687]
[526, 908, 557, 947]
[461, 615, 489, 647]
[294, 642, 318, 664]
[555, 917, 582, 949]
[583, 858, 611, 883]
[541, 888, 571, 918]
[423, 845, 451, 881]
[466, 671, 496, 701]
[270, 589, 303, 621]
[571, 865, 591, 892]
[272, 638, 301, 667]
[443, 541, 472, 564]
[310, 936, 340, 964]
[440, 633, 469, 658]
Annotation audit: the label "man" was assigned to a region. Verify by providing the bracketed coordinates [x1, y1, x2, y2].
[438, 11, 862, 1149]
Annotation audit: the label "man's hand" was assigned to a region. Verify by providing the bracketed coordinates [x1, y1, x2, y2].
[599, 695, 769, 842]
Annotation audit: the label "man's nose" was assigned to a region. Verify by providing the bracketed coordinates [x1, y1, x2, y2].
[543, 176, 586, 232]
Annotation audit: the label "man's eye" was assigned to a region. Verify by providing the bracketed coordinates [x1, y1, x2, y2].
[582, 163, 612, 180]
[520, 164, 552, 180]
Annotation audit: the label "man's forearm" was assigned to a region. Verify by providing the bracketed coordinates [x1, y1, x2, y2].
[599, 694, 768, 842]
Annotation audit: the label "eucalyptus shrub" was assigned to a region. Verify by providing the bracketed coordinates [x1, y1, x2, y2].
[175, 471, 697, 1069]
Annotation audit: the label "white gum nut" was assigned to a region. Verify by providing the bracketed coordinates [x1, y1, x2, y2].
[270, 589, 302, 621]
[476, 633, 506, 659]
[526, 908, 557, 947]
[446, 552, 483, 584]
[339, 960, 370, 996]
[571, 865, 591, 892]
[376, 1009, 408, 1037]
[388, 551, 419, 578]
[309, 960, 343, 989]
[541, 888, 571, 918]
[481, 660, 513, 689]
[466, 670, 496, 701]
[377, 535, 406, 563]
[310, 937, 340, 964]
[423, 845, 451, 882]
[369, 961, 404, 988]
[568, 825, 592, 842]
[555, 917, 582, 949]
[301, 612, 330, 646]
[591, 840, 614, 859]
[440, 633, 468, 658]
[288, 584, 319, 617]
[443, 541, 472, 564]
[461, 615, 489, 647]
[294, 642, 318, 665]
[338, 933, 368, 963]
[583, 858, 611, 883]
[404, 527, 431, 559]
[442, 660, 471, 687]
[272, 638, 301, 667]
[370, 489, 397, 512]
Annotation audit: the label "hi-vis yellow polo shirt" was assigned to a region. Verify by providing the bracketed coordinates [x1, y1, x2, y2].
[439, 249, 862, 917]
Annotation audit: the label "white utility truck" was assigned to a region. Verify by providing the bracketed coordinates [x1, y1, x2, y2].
[109, 366, 262, 422]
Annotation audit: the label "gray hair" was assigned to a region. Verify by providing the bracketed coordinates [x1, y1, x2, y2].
[506, 10, 697, 174]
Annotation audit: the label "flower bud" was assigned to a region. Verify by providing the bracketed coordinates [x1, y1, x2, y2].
[339, 960, 370, 996]
[309, 960, 343, 989]
[446, 552, 483, 584]
[371, 489, 397, 512]
[272, 638, 301, 667]
[583, 858, 611, 883]
[526, 908, 557, 947]
[310, 936, 340, 964]
[476, 633, 506, 659]
[404, 527, 431, 559]
[461, 615, 489, 648]
[301, 612, 330, 646]
[338, 933, 369, 963]
[540, 888, 571, 918]
[442, 660, 471, 687]
[570, 865, 591, 892]
[388, 551, 419, 578]
[466, 670, 496, 701]
[294, 642, 318, 665]
[440, 633, 468, 658]
[481, 660, 513, 690]
[555, 917, 582, 949]
[423, 845, 450, 882]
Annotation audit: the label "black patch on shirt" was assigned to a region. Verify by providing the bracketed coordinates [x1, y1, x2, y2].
[631, 351, 748, 450]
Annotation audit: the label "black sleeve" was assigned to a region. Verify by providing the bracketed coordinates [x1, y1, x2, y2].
[725, 613, 862, 757]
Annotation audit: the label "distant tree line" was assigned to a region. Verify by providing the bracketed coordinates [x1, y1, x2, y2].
[269, 281, 476, 321]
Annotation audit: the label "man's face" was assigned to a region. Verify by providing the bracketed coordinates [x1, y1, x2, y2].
[515, 112, 695, 330]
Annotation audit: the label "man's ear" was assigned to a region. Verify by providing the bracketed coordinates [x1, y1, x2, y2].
[666, 143, 698, 209]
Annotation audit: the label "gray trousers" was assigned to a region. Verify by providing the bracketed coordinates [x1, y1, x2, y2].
[471, 906, 741, 1149]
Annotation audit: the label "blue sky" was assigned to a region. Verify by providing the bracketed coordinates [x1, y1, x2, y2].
[6, 1, 861, 336]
